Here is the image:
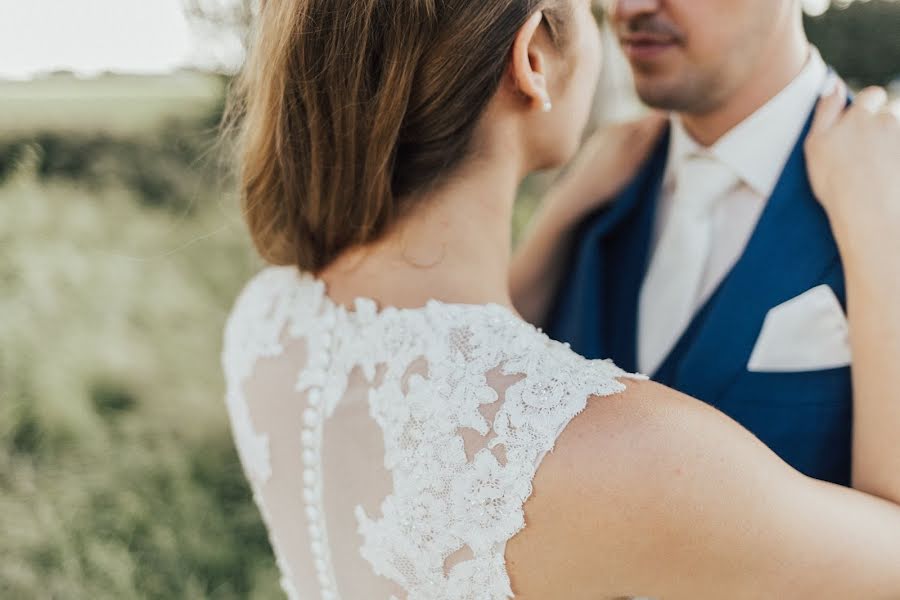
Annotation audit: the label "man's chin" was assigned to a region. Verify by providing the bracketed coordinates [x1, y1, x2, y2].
[633, 82, 686, 111]
[630, 72, 701, 112]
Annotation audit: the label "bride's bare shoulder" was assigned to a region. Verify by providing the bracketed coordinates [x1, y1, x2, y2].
[505, 377, 785, 597]
[518, 377, 737, 523]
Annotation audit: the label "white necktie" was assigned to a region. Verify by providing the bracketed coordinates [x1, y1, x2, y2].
[638, 153, 738, 375]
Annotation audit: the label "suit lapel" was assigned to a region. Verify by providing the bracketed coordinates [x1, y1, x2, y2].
[549, 128, 670, 362]
[586, 126, 671, 240]
[671, 114, 841, 402]
[603, 131, 670, 371]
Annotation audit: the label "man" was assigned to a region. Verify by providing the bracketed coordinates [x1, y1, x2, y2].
[547, 0, 852, 484]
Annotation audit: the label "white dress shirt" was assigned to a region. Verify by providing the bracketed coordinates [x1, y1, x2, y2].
[639, 47, 829, 371]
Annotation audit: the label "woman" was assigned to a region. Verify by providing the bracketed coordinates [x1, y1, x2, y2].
[221, 0, 900, 598]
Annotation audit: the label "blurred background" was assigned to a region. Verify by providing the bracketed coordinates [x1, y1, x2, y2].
[0, 1, 897, 598]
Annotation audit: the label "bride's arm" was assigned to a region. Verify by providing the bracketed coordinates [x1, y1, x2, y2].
[806, 84, 900, 504]
[509, 115, 665, 326]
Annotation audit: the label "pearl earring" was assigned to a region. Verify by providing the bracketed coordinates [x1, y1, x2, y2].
[542, 99, 553, 113]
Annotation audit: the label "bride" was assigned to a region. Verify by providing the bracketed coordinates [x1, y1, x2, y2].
[221, 0, 900, 598]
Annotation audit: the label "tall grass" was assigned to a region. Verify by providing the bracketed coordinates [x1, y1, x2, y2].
[0, 108, 282, 597]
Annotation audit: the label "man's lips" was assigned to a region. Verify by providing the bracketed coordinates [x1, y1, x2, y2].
[620, 34, 680, 61]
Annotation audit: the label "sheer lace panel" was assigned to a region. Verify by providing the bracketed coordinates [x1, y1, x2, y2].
[223, 267, 643, 599]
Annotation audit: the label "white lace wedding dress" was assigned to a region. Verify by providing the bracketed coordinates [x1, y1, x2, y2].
[222, 267, 644, 599]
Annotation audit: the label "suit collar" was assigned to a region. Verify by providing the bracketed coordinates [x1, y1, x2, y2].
[665, 47, 828, 199]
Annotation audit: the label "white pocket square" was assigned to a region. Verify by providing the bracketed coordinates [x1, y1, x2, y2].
[748, 285, 852, 373]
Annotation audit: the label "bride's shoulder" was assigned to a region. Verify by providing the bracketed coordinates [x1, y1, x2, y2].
[531, 376, 744, 508]
[226, 266, 310, 319]
[221, 266, 320, 372]
[509, 372, 785, 595]
[224, 265, 326, 332]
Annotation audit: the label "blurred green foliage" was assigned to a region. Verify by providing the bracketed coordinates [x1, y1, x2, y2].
[0, 127, 212, 213]
[0, 75, 275, 599]
[806, 0, 900, 87]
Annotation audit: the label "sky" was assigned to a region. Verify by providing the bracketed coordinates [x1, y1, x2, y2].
[0, 0, 236, 80]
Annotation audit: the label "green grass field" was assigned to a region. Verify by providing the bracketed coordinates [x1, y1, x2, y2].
[0, 71, 225, 135]
[0, 73, 284, 599]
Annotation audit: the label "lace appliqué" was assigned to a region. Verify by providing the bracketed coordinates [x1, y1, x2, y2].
[223, 267, 644, 600]
[351, 302, 633, 600]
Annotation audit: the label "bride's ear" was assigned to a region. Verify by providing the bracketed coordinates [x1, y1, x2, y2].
[511, 11, 553, 112]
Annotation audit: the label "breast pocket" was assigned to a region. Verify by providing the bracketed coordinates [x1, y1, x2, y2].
[747, 285, 851, 373]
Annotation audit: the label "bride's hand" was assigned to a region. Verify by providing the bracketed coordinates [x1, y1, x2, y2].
[806, 82, 900, 244]
[806, 83, 900, 511]
[544, 112, 668, 229]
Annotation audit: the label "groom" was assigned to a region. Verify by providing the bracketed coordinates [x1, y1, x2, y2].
[548, 0, 853, 484]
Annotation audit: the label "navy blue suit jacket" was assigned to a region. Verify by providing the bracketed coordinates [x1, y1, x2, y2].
[547, 112, 852, 486]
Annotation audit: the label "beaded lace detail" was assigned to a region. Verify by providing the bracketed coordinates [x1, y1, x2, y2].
[222, 267, 641, 599]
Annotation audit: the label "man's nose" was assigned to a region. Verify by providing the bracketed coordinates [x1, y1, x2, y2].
[607, 0, 662, 22]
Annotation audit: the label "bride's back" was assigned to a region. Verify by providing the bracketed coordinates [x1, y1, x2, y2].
[223, 267, 638, 599]
[221, 1, 641, 597]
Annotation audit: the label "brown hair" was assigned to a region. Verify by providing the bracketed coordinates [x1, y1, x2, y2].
[225, 0, 571, 273]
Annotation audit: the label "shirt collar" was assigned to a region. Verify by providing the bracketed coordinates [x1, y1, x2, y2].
[667, 47, 829, 198]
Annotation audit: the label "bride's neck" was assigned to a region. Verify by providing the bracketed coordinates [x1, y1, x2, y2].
[320, 151, 524, 312]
